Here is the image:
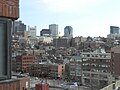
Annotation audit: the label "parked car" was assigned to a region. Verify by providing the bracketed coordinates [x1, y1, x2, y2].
[115, 87, 120, 90]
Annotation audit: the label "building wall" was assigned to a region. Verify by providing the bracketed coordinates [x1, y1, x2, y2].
[0, 80, 19, 90]
[40, 29, 51, 36]
[64, 26, 73, 38]
[107, 34, 120, 39]
[0, 77, 30, 90]
[29, 64, 50, 77]
[0, 0, 19, 20]
[81, 52, 112, 88]
[11, 58, 16, 72]
[16, 56, 36, 72]
[110, 26, 119, 34]
[49, 24, 58, 37]
[58, 64, 65, 78]
[19, 37, 27, 49]
[38, 36, 53, 43]
[28, 37, 38, 45]
[14, 20, 26, 34]
[0, 18, 12, 80]
[71, 36, 87, 48]
[21, 56, 36, 72]
[111, 46, 120, 76]
[29, 63, 65, 78]
[53, 37, 71, 48]
[35, 83, 49, 90]
[69, 61, 81, 82]
[19, 77, 30, 90]
[28, 26, 36, 37]
[111, 53, 120, 76]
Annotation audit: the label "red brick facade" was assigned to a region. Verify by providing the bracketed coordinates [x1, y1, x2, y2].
[0, 77, 30, 90]
[0, 0, 19, 19]
[111, 52, 120, 76]
[15, 56, 36, 73]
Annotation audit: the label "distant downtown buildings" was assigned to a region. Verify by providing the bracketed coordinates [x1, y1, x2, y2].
[13, 21, 37, 38]
[40, 29, 51, 36]
[64, 26, 73, 38]
[28, 26, 37, 37]
[49, 24, 58, 37]
[40, 24, 73, 38]
[108, 26, 120, 39]
[110, 26, 120, 34]
[14, 20, 26, 34]
[40, 24, 58, 37]
[13, 22, 74, 39]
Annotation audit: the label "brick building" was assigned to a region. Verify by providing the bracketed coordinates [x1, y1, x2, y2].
[53, 37, 72, 48]
[0, 77, 30, 90]
[29, 63, 65, 79]
[15, 56, 36, 73]
[0, 0, 19, 20]
[111, 46, 120, 77]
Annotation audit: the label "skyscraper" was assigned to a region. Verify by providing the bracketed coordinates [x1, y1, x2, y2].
[40, 29, 51, 36]
[28, 26, 37, 37]
[64, 26, 73, 38]
[110, 26, 120, 34]
[14, 20, 26, 33]
[49, 24, 58, 37]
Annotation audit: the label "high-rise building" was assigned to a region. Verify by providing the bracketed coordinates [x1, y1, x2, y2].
[64, 26, 73, 38]
[49, 24, 58, 37]
[110, 26, 120, 34]
[40, 29, 51, 36]
[28, 26, 37, 37]
[13, 20, 26, 34]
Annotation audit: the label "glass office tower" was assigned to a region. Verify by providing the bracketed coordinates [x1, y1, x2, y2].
[110, 26, 120, 34]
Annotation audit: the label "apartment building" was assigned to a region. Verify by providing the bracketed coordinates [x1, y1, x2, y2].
[111, 46, 120, 78]
[68, 56, 82, 82]
[81, 49, 112, 88]
[29, 63, 65, 79]
[0, 77, 30, 90]
[15, 56, 36, 73]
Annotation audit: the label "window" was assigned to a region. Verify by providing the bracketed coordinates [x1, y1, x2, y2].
[0, 22, 7, 76]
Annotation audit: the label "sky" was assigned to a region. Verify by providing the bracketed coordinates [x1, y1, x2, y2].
[20, 0, 120, 37]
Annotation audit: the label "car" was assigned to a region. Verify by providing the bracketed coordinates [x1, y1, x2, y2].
[35, 77, 38, 80]
[73, 82, 82, 86]
[115, 87, 120, 90]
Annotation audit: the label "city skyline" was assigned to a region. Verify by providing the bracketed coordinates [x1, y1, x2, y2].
[20, 0, 120, 37]
[1, 0, 120, 90]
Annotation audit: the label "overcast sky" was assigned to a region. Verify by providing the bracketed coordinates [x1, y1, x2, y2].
[20, 0, 120, 37]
